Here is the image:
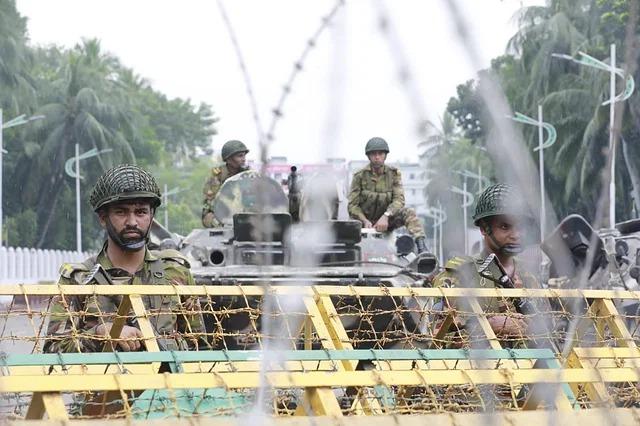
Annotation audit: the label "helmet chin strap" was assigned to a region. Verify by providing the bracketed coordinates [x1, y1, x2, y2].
[105, 214, 153, 252]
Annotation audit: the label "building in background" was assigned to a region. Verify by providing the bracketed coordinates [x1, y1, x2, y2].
[252, 157, 349, 190]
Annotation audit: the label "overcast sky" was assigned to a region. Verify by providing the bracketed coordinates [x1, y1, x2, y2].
[17, 0, 542, 164]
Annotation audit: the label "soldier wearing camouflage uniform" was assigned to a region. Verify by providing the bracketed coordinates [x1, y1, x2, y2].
[348, 137, 427, 253]
[202, 140, 249, 227]
[45, 165, 207, 353]
[432, 183, 551, 347]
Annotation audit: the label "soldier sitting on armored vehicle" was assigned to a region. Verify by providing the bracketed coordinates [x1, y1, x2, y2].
[44, 165, 207, 353]
[348, 137, 428, 254]
[433, 183, 551, 347]
[202, 139, 250, 228]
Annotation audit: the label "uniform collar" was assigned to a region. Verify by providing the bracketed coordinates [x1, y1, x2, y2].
[97, 241, 156, 270]
[366, 163, 387, 174]
[225, 164, 247, 175]
[477, 247, 520, 265]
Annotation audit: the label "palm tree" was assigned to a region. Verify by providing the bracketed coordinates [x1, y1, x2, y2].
[0, 0, 36, 111]
[503, 0, 640, 220]
[14, 40, 137, 247]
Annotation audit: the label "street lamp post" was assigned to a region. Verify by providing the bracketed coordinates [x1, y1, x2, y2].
[0, 110, 45, 248]
[552, 45, 635, 228]
[65, 145, 112, 253]
[455, 169, 490, 195]
[162, 184, 183, 230]
[426, 204, 447, 265]
[437, 201, 446, 264]
[508, 107, 557, 238]
[450, 180, 474, 255]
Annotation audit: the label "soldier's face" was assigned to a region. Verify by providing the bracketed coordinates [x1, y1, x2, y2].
[99, 202, 153, 243]
[482, 215, 523, 253]
[367, 151, 387, 167]
[227, 151, 247, 170]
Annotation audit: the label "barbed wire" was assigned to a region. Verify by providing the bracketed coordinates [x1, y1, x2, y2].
[215, 0, 265, 146]
[371, 0, 431, 139]
[263, 0, 346, 158]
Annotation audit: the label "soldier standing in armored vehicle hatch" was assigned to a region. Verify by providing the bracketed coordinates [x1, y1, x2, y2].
[348, 137, 428, 253]
[45, 164, 207, 353]
[202, 139, 250, 227]
[432, 183, 552, 346]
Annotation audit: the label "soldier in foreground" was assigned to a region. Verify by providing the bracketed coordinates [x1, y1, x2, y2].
[348, 137, 427, 253]
[433, 183, 549, 346]
[45, 164, 206, 353]
[202, 139, 249, 227]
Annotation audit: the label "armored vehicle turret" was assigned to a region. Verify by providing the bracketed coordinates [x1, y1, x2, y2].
[171, 170, 437, 349]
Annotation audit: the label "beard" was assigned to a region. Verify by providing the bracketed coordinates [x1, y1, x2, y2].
[106, 221, 149, 252]
[119, 227, 145, 245]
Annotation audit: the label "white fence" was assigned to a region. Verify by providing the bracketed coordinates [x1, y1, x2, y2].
[0, 247, 90, 284]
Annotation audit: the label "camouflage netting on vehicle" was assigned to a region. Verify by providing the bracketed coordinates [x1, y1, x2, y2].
[2, 284, 640, 419]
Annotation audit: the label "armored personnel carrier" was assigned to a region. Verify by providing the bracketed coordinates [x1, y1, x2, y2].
[169, 170, 437, 350]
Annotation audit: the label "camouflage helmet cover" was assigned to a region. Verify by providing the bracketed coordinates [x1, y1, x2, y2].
[365, 137, 390, 154]
[473, 183, 531, 226]
[221, 140, 249, 161]
[90, 164, 162, 212]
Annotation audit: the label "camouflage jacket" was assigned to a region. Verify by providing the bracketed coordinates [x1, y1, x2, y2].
[348, 164, 405, 223]
[432, 252, 546, 315]
[44, 243, 208, 353]
[202, 164, 246, 227]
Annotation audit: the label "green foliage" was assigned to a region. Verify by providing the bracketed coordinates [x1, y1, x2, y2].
[445, 0, 640, 223]
[154, 158, 213, 237]
[0, 1, 217, 249]
[5, 209, 37, 247]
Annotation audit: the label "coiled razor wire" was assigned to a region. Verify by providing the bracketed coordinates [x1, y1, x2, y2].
[263, 0, 345, 154]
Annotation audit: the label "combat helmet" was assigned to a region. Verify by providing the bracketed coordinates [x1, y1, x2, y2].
[473, 183, 531, 226]
[221, 140, 249, 161]
[365, 137, 390, 154]
[90, 164, 162, 212]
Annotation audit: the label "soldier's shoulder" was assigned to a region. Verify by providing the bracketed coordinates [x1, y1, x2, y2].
[353, 167, 368, 176]
[432, 256, 477, 288]
[443, 255, 476, 271]
[58, 257, 96, 282]
[210, 165, 225, 175]
[152, 249, 191, 269]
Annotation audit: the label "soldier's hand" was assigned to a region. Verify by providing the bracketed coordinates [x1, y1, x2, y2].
[96, 322, 144, 351]
[202, 212, 215, 228]
[362, 219, 373, 228]
[488, 314, 527, 338]
[374, 215, 389, 232]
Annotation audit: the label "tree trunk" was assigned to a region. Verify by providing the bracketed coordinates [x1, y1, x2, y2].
[36, 122, 73, 248]
[36, 190, 61, 248]
[621, 134, 640, 214]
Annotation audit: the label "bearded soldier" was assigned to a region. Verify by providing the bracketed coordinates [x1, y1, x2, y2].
[348, 137, 428, 253]
[45, 164, 207, 353]
[202, 140, 249, 227]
